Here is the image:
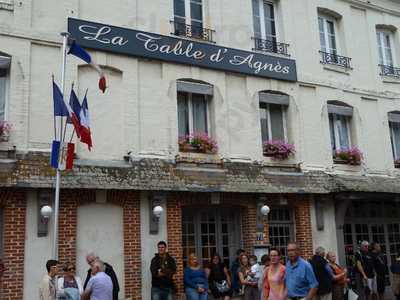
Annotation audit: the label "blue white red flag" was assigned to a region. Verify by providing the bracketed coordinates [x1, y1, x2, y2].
[68, 40, 107, 93]
[79, 93, 92, 151]
[66, 88, 82, 138]
[53, 80, 69, 117]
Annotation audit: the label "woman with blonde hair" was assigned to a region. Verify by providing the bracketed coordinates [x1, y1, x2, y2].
[184, 253, 208, 300]
[57, 262, 83, 300]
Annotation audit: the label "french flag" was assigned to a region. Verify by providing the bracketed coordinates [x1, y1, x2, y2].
[80, 93, 93, 151]
[67, 88, 82, 138]
[68, 40, 107, 93]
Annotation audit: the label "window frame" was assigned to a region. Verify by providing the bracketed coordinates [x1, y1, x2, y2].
[376, 29, 395, 67]
[389, 120, 400, 161]
[174, 0, 204, 28]
[253, 0, 279, 42]
[0, 60, 10, 122]
[178, 91, 210, 137]
[329, 113, 352, 152]
[318, 14, 338, 55]
[259, 102, 288, 142]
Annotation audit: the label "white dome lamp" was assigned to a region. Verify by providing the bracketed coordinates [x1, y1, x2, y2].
[153, 205, 164, 219]
[40, 205, 53, 222]
[260, 205, 270, 216]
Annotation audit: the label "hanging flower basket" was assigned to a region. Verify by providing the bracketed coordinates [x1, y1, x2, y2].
[0, 121, 11, 142]
[178, 132, 218, 154]
[262, 140, 295, 160]
[334, 147, 363, 165]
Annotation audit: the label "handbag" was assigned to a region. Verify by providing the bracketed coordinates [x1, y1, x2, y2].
[215, 280, 230, 293]
[347, 288, 359, 300]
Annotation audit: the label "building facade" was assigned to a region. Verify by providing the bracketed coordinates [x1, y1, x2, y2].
[0, 0, 400, 299]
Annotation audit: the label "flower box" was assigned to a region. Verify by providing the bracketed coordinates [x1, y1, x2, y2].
[334, 147, 363, 166]
[178, 132, 218, 154]
[0, 121, 11, 143]
[262, 140, 295, 160]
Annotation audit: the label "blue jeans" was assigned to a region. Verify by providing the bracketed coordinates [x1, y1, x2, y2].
[151, 287, 173, 300]
[185, 287, 208, 300]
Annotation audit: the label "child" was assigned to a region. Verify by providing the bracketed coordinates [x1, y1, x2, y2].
[248, 255, 262, 283]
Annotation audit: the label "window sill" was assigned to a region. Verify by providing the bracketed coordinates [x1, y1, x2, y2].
[322, 64, 352, 75]
[333, 158, 361, 166]
[381, 76, 400, 84]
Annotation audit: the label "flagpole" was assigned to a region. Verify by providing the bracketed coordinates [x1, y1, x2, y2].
[53, 31, 69, 260]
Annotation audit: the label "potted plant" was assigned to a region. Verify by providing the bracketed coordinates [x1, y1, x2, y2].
[263, 140, 295, 160]
[0, 121, 11, 142]
[334, 147, 363, 165]
[178, 132, 218, 154]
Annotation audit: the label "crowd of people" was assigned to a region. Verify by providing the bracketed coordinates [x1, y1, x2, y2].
[37, 240, 400, 300]
[39, 252, 120, 300]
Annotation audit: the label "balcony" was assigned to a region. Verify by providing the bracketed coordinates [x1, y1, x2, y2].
[379, 64, 400, 78]
[319, 51, 352, 69]
[252, 37, 290, 57]
[170, 21, 215, 43]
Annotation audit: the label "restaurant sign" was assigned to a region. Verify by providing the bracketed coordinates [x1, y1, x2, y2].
[68, 18, 297, 82]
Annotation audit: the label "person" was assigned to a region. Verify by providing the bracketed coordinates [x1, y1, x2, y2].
[355, 241, 375, 300]
[391, 253, 400, 300]
[258, 254, 270, 300]
[238, 253, 260, 300]
[206, 253, 233, 300]
[83, 253, 120, 300]
[285, 242, 318, 300]
[309, 246, 333, 300]
[249, 255, 262, 285]
[326, 251, 348, 300]
[150, 241, 177, 300]
[81, 260, 113, 300]
[262, 248, 286, 300]
[57, 262, 83, 300]
[39, 259, 59, 300]
[370, 242, 387, 300]
[184, 253, 208, 300]
[231, 249, 245, 295]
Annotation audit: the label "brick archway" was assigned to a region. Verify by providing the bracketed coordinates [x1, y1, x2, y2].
[58, 189, 142, 300]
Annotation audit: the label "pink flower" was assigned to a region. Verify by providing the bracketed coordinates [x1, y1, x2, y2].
[178, 132, 218, 154]
[335, 147, 363, 165]
[263, 140, 295, 160]
[0, 121, 11, 137]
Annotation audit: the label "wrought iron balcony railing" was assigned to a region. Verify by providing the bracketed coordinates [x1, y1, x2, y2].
[170, 21, 215, 43]
[252, 37, 290, 57]
[379, 64, 400, 78]
[319, 51, 352, 69]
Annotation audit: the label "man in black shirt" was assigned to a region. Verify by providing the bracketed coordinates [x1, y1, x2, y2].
[371, 242, 387, 300]
[355, 241, 375, 300]
[150, 241, 177, 300]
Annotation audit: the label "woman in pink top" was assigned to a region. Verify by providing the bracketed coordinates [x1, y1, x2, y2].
[263, 248, 286, 300]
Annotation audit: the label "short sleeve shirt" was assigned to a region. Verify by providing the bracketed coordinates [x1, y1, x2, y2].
[355, 251, 374, 278]
[285, 258, 319, 298]
[86, 272, 113, 300]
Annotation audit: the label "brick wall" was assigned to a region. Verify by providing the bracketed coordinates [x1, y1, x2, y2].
[166, 192, 314, 298]
[57, 189, 142, 300]
[0, 189, 26, 300]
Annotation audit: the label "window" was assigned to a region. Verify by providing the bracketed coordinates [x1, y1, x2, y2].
[0, 55, 10, 121]
[177, 80, 212, 137]
[252, 0, 276, 43]
[328, 103, 353, 153]
[319, 16, 337, 55]
[268, 207, 294, 262]
[388, 112, 400, 164]
[173, 0, 203, 38]
[377, 30, 394, 67]
[259, 91, 289, 142]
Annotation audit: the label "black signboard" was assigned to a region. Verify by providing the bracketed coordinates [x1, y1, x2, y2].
[68, 18, 297, 82]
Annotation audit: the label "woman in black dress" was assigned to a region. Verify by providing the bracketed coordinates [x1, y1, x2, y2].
[205, 253, 233, 300]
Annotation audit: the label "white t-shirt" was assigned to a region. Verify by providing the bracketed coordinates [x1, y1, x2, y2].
[251, 263, 262, 280]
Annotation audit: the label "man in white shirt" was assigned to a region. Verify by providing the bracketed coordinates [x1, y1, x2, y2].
[82, 260, 113, 300]
[39, 259, 59, 300]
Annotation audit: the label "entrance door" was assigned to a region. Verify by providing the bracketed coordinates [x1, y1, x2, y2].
[182, 207, 241, 267]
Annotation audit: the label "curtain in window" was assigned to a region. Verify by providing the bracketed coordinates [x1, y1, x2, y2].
[192, 93, 207, 134]
[391, 122, 400, 159]
[0, 74, 6, 121]
[260, 105, 269, 142]
[337, 115, 350, 150]
[177, 92, 189, 137]
[329, 113, 337, 152]
[319, 17, 326, 52]
[326, 20, 337, 54]
[377, 31, 393, 66]
[263, 2, 276, 42]
[270, 104, 285, 140]
[252, 0, 261, 38]
[319, 17, 337, 54]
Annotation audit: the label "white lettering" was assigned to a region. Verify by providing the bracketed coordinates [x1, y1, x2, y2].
[78, 25, 128, 46]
